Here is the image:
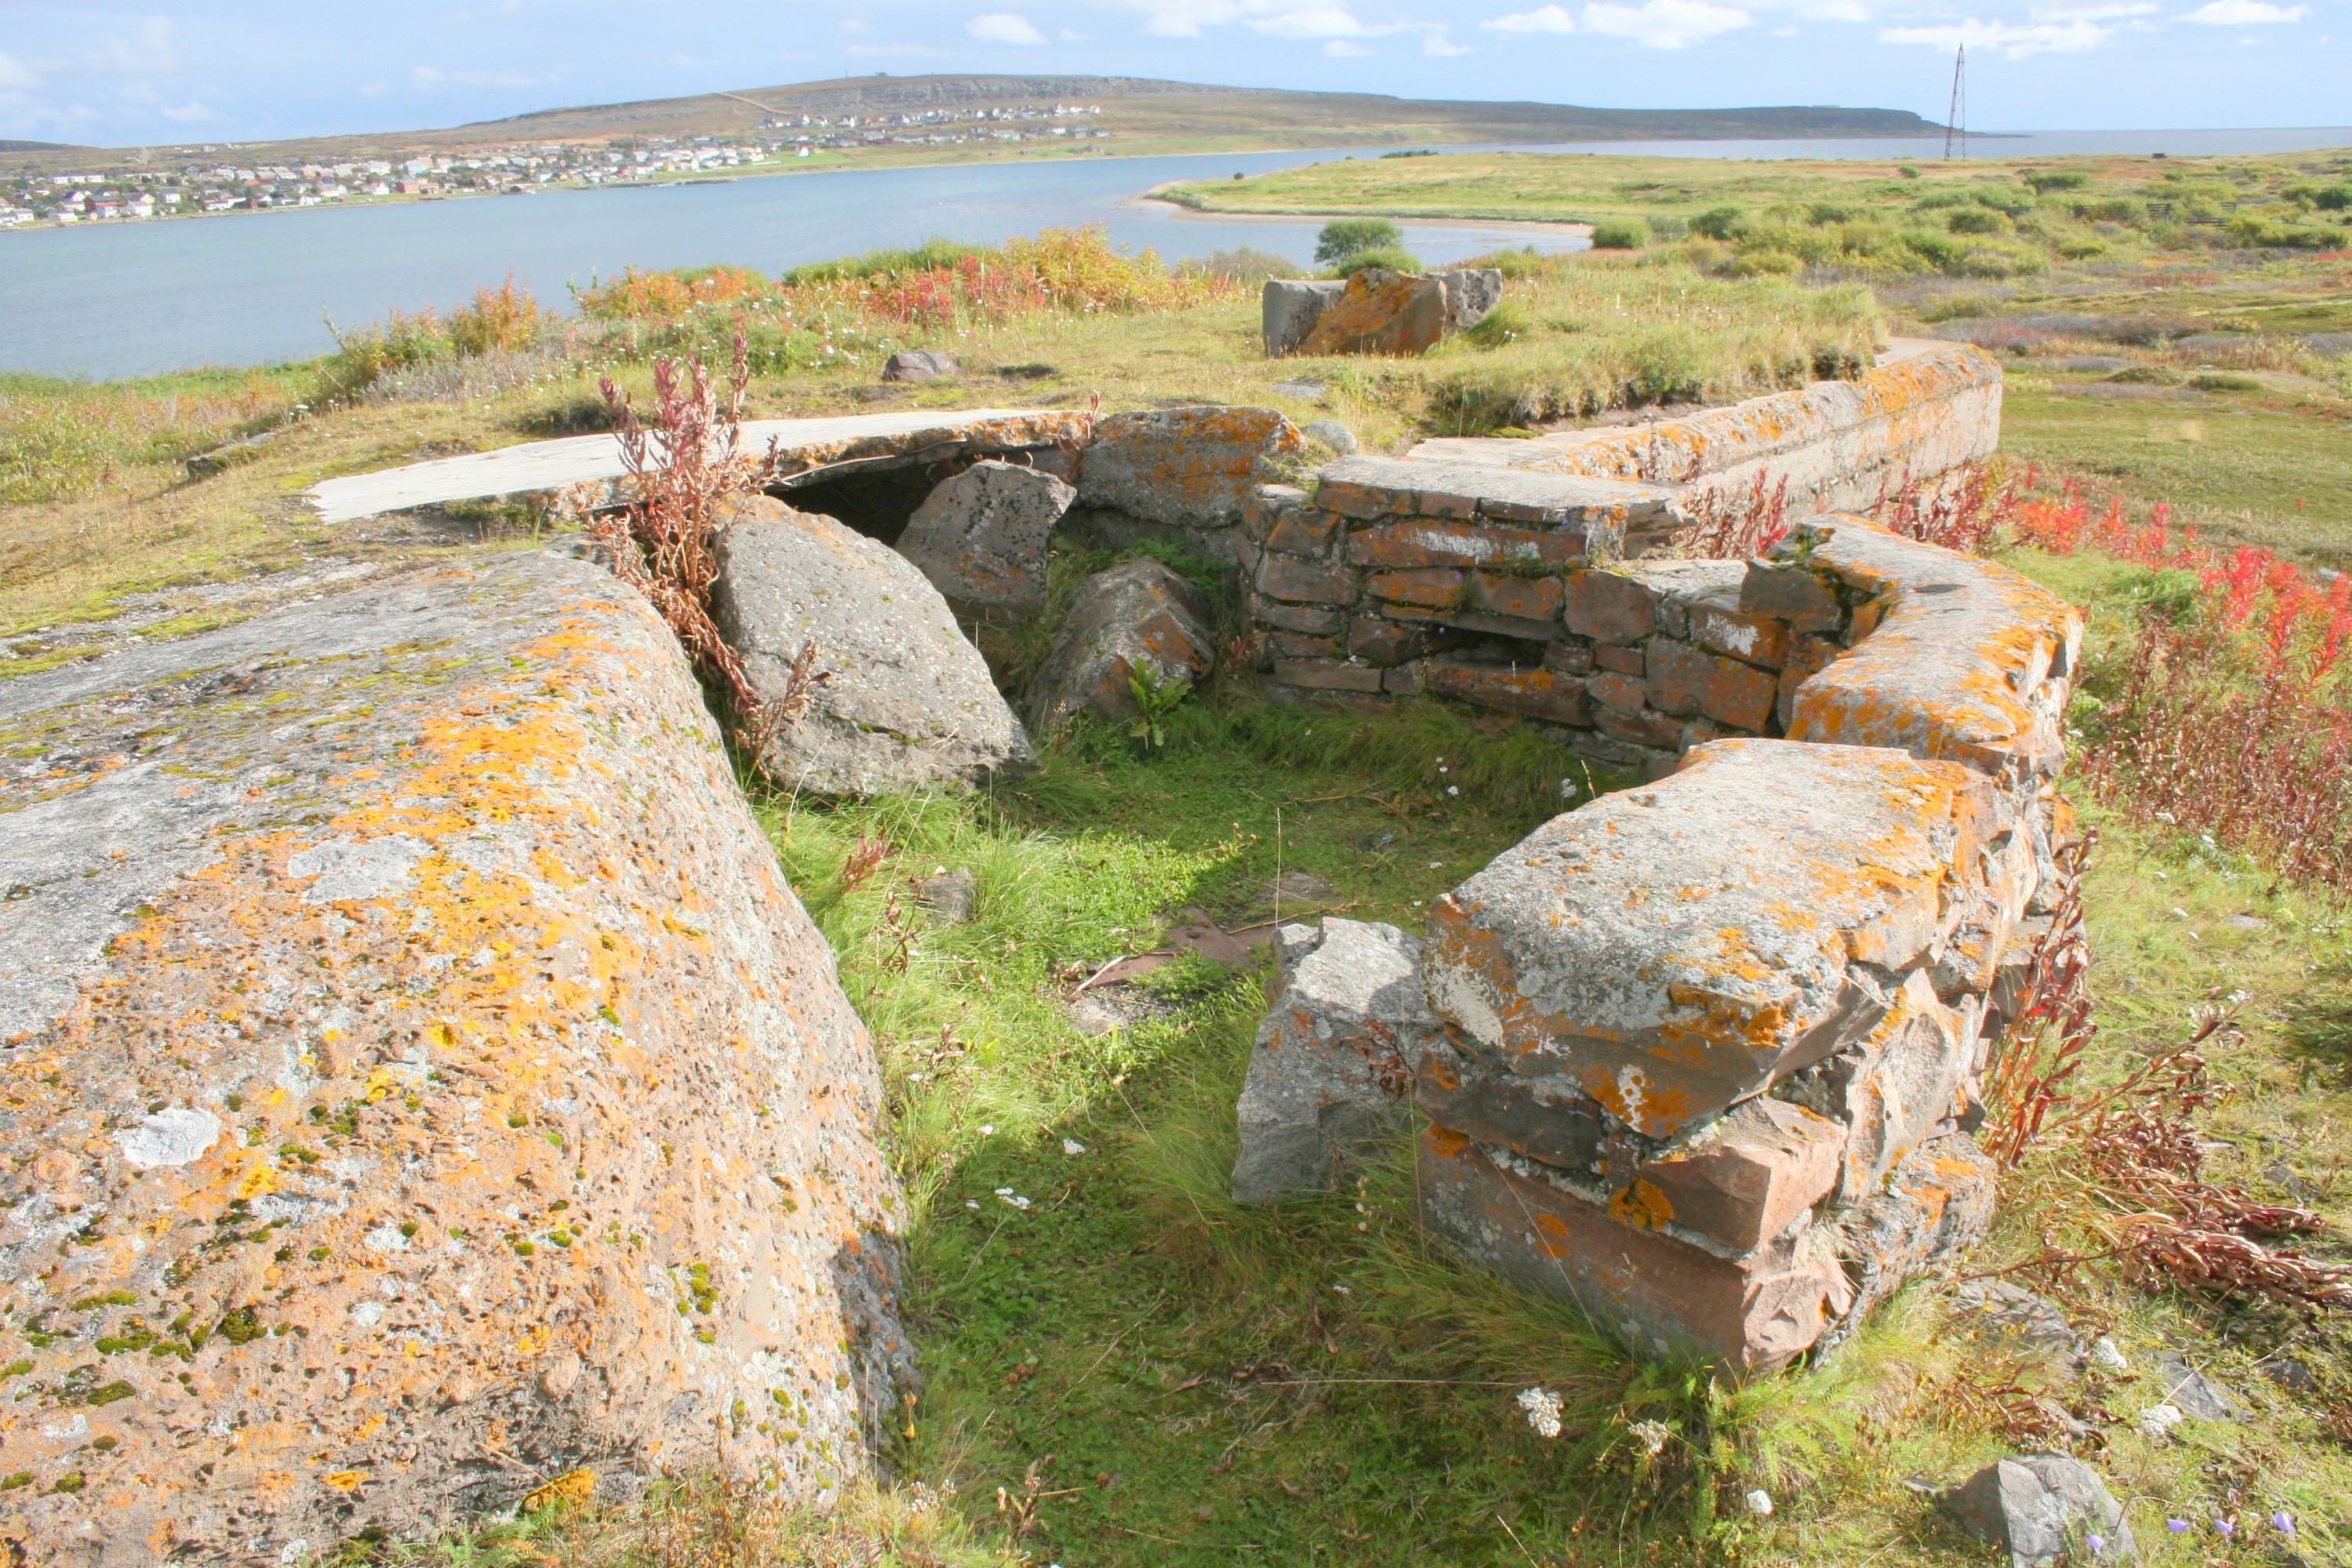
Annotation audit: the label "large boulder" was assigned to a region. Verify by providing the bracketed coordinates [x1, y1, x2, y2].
[1438, 268, 1506, 332]
[894, 459, 1075, 616]
[1299, 267, 1450, 357]
[1233, 920, 1445, 1203]
[0, 552, 909, 1562]
[1022, 557, 1214, 736]
[1076, 406, 1305, 532]
[713, 495, 1033, 794]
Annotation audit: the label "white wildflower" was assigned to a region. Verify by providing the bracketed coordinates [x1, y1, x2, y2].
[978, 1123, 996, 1135]
[1629, 1418, 1671, 1457]
[2090, 1337, 2129, 1371]
[1516, 1386, 1564, 1439]
[1744, 1489, 1774, 1517]
[999, 1192, 1031, 1210]
[1062, 1138, 1086, 1156]
[2138, 1403, 2184, 1439]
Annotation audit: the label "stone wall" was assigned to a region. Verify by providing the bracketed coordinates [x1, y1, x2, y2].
[1408, 339, 2002, 520]
[1410, 515, 2082, 1374]
[0, 554, 909, 1561]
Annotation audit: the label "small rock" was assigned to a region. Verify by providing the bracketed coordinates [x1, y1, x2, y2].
[1301, 418, 1358, 455]
[2258, 1355, 2318, 1394]
[895, 459, 1074, 615]
[880, 349, 960, 383]
[1947, 1454, 2139, 1566]
[2136, 1403, 2183, 1439]
[535, 1352, 583, 1400]
[913, 869, 978, 924]
[1951, 1278, 2085, 1359]
[1076, 405, 1305, 531]
[2089, 1337, 2129, 1372]
[2152, 1351, 2246, 1421]
[1022, 558, 1214, 737]
[1270, 869, 1335, 905]
[1270, 379, 1327, 401]
[2263, 1159, 2307, 1200]
[1232, 917, 1448, 1203]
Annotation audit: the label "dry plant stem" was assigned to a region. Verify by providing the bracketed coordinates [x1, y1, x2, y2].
[587, 329, 793, 750]
[1671, 470, 1791, 560]
[1981, 832, 2097, 1170]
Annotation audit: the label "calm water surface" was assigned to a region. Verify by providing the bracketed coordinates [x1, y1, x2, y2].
[4, 127, 2347, 380]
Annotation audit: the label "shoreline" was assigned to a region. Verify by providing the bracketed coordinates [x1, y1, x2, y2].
[1130, 191, 1592, 236]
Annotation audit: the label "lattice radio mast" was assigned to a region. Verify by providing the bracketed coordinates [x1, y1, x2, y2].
[1944, 45, 1968, 159]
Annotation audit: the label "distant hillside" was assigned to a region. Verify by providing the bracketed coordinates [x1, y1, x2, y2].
[0, 75, 1940, 175]
[439, 74, 1940, 149]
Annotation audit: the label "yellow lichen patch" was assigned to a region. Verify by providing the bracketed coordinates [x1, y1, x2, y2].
[1610, 1178, 1675, 1231]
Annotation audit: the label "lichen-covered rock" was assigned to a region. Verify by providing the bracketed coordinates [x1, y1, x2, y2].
[1232, 920, 1443, 1204]
[1948, 1454, 2138, 1566]
[1786, 517, 2084, 784]
[1421, 738, 2000, 1141]
[880, 349, 960, 383]
[1022, 559, 1214, 736]
[894, 459, 1076, 615]
[0, 552, 908, 1563]
[713, 495, 1033, 795]
[1263, 279, 1346, 357]
[1298, 268, 1450, 357]
[1077, 407, 1305, 531]
[1437, 268, 1505, 332]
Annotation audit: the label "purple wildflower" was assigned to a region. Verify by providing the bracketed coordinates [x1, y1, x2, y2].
[2274, 1512, 2296, 1537]
[2216, 1519, 2236, 1539]
[2167, 1519, 2192, 1534]
[2087, 1534, 2106, 1557]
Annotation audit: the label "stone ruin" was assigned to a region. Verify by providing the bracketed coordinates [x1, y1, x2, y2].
[0, 334, 2019, 1558]
[1229, 343, 2078, 1373]
[1263, 267, 1504, 357]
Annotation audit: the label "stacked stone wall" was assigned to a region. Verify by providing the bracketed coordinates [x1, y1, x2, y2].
[1398, 504, 2082, 1373]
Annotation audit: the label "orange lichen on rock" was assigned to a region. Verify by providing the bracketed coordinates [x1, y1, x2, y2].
[0, 554, 907, 1561]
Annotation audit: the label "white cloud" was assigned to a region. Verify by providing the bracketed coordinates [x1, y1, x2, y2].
[1257, 5, 1377, 37]
[839, 16, 872, 30]
[1324, 35, 1376, 50]
[159, 100, 216, 122]
[2183, 0, 2305, 21]
[1581, 0, 1751, 46]
[2033, 0, 2155, 14]
[85, 17, 179, 78]
[968, 11, 1049, 42]
[0, 52, 41, 93]
[1483, 4, 1577, 29]
[1422, 28, 1476, 49]
[1880, 16, 2112, 52]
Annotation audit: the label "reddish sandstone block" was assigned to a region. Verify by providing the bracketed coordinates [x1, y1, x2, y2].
[1587, 670, 1648, 717]
[1417, 1052, 1613, 1173]
[1646, 640, 1778, 732]
[1272, 658, 1385, 693]
[1348, 616, 1428, 666]
[1776, 632, 1844, 729]
[1543, 641, 1597, 676]
[1298, 267, 1450, 357]
[1635, 1098, 1844, 1254]
[1243, 482, 1312, 542]
[1366, 567, 1467, 612]
[1417, 1127, 1852, 1374]
[1688, 603, 1791, 670]
[1594, 644, 1645, 677]
[1830, 1133, 1997, 1329]
[1565, 570, 1660, 643]
[1267, 631, 1344, 660]
[1420, 657, 1589, 724]
[1254, 554, 1356, 606]
[1345, 519, 1584, 572]
[1246, 590, 1348, 637]
[1469, 572, 1565, 622]
[1265, 506, 1340, 558]
[1595, 704, 1682, 751]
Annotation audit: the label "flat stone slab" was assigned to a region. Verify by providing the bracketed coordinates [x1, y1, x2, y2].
[1316, 453, 1678, 549]
[1421, 737, 1997, 1140]
[1788, 516, 2084, 783]
[304, 408, 1093, 523]
[0, 552, 908, 1555]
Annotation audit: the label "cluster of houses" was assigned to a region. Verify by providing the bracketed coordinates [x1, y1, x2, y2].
[0, 103, 1112, 229]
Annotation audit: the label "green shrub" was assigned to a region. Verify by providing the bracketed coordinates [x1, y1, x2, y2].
[1646, 214, 1690, 241]
[1946, 207, 2012, 236]
[1896, 165, 1922, 179]
[2190, 371, 2263, 391]
[1900, 228, 1965, 270]
[1457, 299, 1531, 347]
[780, 238, 982, 285]
[1588, 217, 1653, 249]
[2314, 184, 2352, 212]
[2024, 170, 2088, 194]
[1690, 205, 1744, 239]
[1721, 249, 1802, 278]
[1805, 202, 1853, 226]
[1328, 245, 1423, 277]
[2225, 213, 2348, 249]
[1180, 247, 1300, 282]
[1314, 217, 1405, 264]
[1457, 245, 1552, 279]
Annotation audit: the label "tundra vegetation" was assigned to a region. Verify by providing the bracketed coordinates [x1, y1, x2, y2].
[2, 146, 2350, 1566]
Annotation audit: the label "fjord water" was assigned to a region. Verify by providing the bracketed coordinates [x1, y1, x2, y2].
[4, 128, 2347, 380]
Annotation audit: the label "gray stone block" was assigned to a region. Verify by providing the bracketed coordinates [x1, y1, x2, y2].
[1078, 406, 1305, 530]
[1263, 278, 1347, 356]
[713, 495, 1033, 795]
[895, 459, 1074, 615]
[881, 348, 960, 382]
[1234, 918, 1449, 1203]
[1437, 268, 1505, 331]
[1023, 557, 1213, 735]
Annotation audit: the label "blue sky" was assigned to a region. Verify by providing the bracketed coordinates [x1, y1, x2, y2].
[0, 0, 2343, 148]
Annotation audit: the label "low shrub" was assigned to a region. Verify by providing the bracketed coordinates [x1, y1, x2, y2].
[1179, 246, 1299, 281]
[1588, 217, 1653, 250]
[1690, 205, 1744, 240]
[1314, 216, 1404, 264]
[1329, 245, 1422, 277]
